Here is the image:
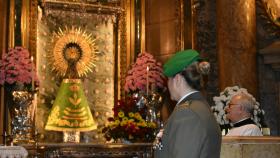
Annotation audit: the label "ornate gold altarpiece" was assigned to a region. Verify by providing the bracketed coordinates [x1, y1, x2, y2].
[2, 0, 280, 157]
[24, 143, 153, 157]
[0, 0, 197, 145]
[4, 0, 146, 143]
[21, 137, 280, 158]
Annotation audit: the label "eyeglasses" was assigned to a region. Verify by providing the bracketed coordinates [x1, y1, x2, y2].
[227, 103, 241, 109]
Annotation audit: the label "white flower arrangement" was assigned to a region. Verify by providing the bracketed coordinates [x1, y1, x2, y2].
[211, 86, 265, 127]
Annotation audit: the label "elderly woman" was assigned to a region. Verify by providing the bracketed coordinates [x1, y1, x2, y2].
[154, 49, 221, 158]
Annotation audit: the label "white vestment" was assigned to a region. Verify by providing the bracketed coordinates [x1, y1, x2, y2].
[226, 124, 263, 136]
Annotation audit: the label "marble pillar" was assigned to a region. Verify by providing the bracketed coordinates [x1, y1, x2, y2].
[217, 0, 257, 96]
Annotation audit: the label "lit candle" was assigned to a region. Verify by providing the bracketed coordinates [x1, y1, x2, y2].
[31, 56, 34, 91]
[146, 66, 149, 96]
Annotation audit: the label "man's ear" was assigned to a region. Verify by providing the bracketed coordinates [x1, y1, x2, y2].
[238, 106, 244, 114]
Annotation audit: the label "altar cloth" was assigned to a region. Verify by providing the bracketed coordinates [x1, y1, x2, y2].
[0, 146, 28, 158]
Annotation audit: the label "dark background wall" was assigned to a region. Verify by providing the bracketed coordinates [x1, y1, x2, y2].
[256, 0, 280, 135]
[145, 0, 181, 63]
[145, 0, 280, 135]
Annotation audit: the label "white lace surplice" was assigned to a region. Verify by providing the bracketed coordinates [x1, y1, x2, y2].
[226, 124, 263, 136]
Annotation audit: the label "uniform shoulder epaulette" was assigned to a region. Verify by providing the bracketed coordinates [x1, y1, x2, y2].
[174, 101, 192, 112]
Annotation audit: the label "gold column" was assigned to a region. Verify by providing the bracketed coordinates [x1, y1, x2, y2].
[21, 0, 30, 49]
[134, 0, 140, 55]
[217, 0, 257, 96]
[124, 0, 134, 67]
[29, 0, 38, 57]
[183, 0, 194, 49]
[0, 0, 9, 145]
[8, 0, 15, 48]
[124, 0, 145, 65]
[141, 0, 145, 52]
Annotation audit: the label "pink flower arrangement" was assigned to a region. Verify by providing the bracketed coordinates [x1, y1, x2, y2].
[124, 52, 165, 93]
[0, 47, 38, 91]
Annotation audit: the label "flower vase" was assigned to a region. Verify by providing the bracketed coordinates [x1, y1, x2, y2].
[133, 92, 162, 124]
[137, 91, 163, 140]
[6, 90, 36, 144]
[146, 92, 162, 126]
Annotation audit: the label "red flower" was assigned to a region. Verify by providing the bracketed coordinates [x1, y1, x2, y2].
[102, 96, 157, 142]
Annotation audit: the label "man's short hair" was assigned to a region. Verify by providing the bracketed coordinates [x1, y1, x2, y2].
[234, 92, 255, 114]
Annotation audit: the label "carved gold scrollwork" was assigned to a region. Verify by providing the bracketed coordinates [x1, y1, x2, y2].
[29, 0, 38, 57]
[29, 0, 128, 94]
[261, 0, 280, 27]
[256, 0, 280, 37]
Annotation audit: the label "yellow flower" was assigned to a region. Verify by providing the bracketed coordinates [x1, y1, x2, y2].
[148, 122, 156, 128]
[128, 119, 135, 124]
[138, 121, 147, 127]
[114, 120, 120, 125]
[109, 122, 115, 128]
[120, 120, 128, 126]
[122, 117, 128, 121]
[128, 112, 134, 118]
[118, 111, 125, 118]
[134, 112, 142, 120]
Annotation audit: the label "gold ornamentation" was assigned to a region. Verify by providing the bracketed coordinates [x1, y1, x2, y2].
[257, 0, 280, 37]
[62, 115, 88, 121]
[261, 0, 280, 27]
[49, 26, 97, 77]
[65, 107, 85, 113]
[69, 85, 80, 92]
[69, 97, 81, 106]
[8, 0, 15, 48]
[64, 110, 86, 117]
[174, 101, 191, 112]
[63, 79, 81, 83]
[46, 106, 60, 125]
[68, 93, 81, 106]
[27, 1, 127, 135]
[29, 0, 38, 56]
[46, 105, 96, 131]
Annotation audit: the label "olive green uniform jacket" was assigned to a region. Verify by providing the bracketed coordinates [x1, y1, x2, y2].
[154, 92, 221, 158]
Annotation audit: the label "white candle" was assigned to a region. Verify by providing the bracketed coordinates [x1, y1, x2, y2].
[146, 66, 149, 96]
[33, 93, 37, 122]
[4, 131, 7, 146]
[31, 56, 34, 91]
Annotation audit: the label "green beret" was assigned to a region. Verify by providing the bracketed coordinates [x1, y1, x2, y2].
[163, 49, 200, 77]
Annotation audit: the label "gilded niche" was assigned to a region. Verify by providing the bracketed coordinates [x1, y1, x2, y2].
[36, 1, 122, 142]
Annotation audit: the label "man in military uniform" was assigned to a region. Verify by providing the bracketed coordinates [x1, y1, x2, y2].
[154, 49, 221, 158]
